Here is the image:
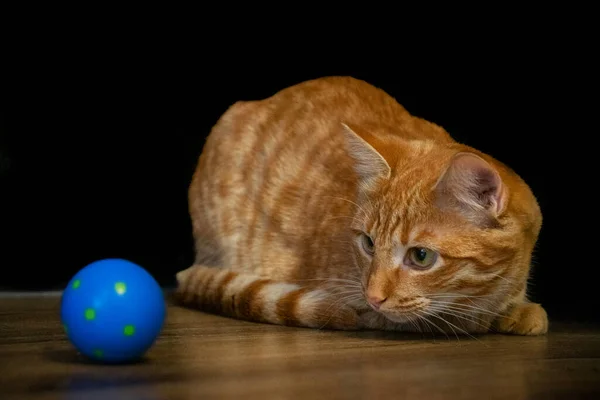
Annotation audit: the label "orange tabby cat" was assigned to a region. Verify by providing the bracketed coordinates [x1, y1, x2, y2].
[175, 76, 547, 336]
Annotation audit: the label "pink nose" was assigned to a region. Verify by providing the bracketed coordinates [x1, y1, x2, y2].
[367, 295, 387, 309]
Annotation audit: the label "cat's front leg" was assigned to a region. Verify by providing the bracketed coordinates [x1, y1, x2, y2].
[175, 264, 363, 330]
[492, 302, 548, 336]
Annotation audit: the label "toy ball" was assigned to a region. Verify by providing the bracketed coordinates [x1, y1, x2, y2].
[60, 258, 166, 364]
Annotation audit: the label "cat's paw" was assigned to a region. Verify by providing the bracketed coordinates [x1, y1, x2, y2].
[494, 302, 548, 336]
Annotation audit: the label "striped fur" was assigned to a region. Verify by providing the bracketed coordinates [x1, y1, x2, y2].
[175, 265, 361, 330]
[176, 77, 547, 336]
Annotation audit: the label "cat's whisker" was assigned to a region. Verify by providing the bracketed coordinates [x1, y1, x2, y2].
[429, 300, 504, 319]
[427, 293, 498, 305]
[295, 277, 362, 286]
[427, 293, 499, 310]
[427, 293, 495, 300]
[421, 309, 463, 342]
[421, 309, 485, 344]
[322, 276, 364, 291]
[483, 272, 517, 285]
[410, 314, 428, 335]
[432, 306, 503, 323]
[429, 304, 500, 325]
[321, 291, 363, 313]
[317, 293, 364, 330]
[465, 299, 504, 315]
[405, 312, 423, 334]
[414, 312, 450, 340]
[326, 286, 364, 293]
[330, 290, 364, 299]
[434, 300, 496, 311]
[427, 305, 492, 332]
[409, 313, 434, 338]
[294, 282, 364, 295]
[436, 312, 489, 347]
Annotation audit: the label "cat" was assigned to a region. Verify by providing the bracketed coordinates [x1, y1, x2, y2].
[174, 76, 548, 336]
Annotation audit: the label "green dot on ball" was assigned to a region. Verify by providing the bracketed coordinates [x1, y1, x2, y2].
[72, 279, 81, 289]
[63, 324, 68, 334]
[85, 308, 96, 320]
[114, 282, 127, 295]
[124, 325, 135, 336]
[94, 349, 103, 358]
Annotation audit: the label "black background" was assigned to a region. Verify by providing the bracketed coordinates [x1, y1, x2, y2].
[1, 21, 593, 323]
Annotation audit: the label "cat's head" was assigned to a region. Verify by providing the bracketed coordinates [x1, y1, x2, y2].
[341, 123, 542, 331]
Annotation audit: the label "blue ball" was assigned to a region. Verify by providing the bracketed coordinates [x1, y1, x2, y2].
[60, 258, 166, 364]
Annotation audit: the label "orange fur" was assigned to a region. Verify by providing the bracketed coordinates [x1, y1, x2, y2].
[175, 76, 547, 336]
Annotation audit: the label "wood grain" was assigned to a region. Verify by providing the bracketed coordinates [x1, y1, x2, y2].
[1, 293, 599, 399]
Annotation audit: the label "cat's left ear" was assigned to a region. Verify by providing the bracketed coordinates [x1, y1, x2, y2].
[341, 123, 391, 190]
[434, 152, 508, 225]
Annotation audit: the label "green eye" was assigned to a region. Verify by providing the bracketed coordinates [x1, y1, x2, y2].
[360, 233, 375, 256]
[407, 247, 437, 269]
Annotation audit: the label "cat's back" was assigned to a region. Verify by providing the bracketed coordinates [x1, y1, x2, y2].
[209, 76, 451, 152]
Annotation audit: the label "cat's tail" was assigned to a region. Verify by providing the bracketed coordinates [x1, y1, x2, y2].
[173, 265, 361, 330]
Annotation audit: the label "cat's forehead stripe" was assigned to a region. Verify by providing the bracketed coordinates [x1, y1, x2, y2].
[412, 228, 436, 244]
[389, 222, 434, 247]
[400, 218, 411, 247]
[388, 211, 403, 244]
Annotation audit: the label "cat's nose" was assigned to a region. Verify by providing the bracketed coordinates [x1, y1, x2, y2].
[367, 295, 387, 309]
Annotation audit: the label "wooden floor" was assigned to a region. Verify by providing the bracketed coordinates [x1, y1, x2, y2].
[1, 293, 599, 400]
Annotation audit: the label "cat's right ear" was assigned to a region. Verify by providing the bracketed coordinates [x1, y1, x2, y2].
[341, 123, 391, 190]
[434, 152, 507, 227]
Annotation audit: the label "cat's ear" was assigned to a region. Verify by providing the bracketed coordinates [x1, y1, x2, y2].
[341, 123, 391, 189]
[434, 152, 507, 226]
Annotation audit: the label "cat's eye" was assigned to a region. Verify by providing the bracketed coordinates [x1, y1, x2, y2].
[406, 247, 437, 269]
[360, 233, 375, 256]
